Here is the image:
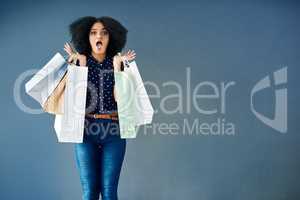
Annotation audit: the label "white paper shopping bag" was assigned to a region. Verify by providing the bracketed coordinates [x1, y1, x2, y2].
[54, 64, 88, 143]
[125, 61, 154, 126]
[114, 60, 154, 139]
[114, 70, 138, 138]
[25, 53, 67, 108]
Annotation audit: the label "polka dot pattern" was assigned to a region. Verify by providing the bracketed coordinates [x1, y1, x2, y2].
[85, 54, 118, 114]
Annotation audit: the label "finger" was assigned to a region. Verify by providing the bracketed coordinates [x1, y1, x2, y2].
[128, 49, 135, 54]
[68, 57, 72, 63]
[68, 55, 74, 63]
[125, 51, 134, 58]
[68, 54, 76, 63]
[64, 44, 68, 50]
[129, 53, 136, 57]
[66, 42, 71, 49]
[66, 49, 73, 56]
[128, 52, 136, 58]
[130, 52, 136, 57]
[64, 43, 70, 48]
[64, 45, 73, 55]
[127, 50, 134, 56]
[65, 43, 74, 53]
[64, 47, 72, 56]
[66, 45, 73, 54]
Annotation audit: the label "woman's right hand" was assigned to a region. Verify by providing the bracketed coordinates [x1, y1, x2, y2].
[64, 42, 87, 67]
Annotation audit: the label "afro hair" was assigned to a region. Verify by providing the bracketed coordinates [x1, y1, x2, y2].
[69, 16, 128, 57]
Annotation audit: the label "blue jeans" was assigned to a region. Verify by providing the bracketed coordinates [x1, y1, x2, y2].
[74, 117, 126, 200]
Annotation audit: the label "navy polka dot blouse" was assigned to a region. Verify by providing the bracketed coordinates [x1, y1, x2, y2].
[84, 54, 118, 114]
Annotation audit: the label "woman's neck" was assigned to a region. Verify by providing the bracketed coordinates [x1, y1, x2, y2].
[91, 52, 106, 63]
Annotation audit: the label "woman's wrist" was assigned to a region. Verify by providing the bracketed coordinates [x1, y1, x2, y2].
[113, 55, 122, 72]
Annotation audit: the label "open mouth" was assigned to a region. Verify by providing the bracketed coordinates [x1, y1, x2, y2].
[96, 41, 102, 49]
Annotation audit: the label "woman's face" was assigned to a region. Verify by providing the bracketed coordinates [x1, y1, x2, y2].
[89, 22, 109, 55]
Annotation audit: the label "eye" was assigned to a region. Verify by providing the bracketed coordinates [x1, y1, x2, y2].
[99, 29, 109, 37]
[102, 30, 108, 35]
[90, 31, 96, 35]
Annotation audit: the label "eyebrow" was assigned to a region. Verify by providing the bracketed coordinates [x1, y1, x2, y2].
[90, 28, 107, 31]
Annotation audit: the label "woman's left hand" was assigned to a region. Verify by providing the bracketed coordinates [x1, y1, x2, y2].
[113, 49, 136, 71]
[123, 49, 136, 61]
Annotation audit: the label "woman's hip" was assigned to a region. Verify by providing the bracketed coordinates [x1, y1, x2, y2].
[83, 117, 123, 143]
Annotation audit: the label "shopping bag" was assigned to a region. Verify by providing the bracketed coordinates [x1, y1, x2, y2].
[114, 70, 138, 138]
[25, 53, 68, 114]
[54, 64, 88, 143]
[42, 71, 67, 114]
[114, 60, 154, 138]
[125, 61, 154, 125]
[25, 52, 88, 143]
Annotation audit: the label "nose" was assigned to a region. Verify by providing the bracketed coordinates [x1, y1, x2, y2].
[96, 32, 102, 39]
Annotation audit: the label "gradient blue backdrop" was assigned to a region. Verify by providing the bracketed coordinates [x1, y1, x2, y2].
[1, 0, 299, 199]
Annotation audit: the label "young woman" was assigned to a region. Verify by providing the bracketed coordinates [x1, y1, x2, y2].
[63, 16, 136, 200]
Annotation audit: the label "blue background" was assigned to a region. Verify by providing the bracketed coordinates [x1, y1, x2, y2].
[1, 0, 299, 199]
